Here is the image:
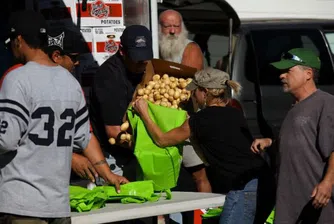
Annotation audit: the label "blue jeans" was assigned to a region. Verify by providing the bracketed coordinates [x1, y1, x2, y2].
[219, 178, 258, 224]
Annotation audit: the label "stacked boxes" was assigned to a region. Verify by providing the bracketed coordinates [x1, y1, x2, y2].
[38, 0, 126, 66]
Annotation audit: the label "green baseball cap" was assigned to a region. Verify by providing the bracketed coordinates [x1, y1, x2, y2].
[186, 67, 230, 91]
[270, 48, 321, 70]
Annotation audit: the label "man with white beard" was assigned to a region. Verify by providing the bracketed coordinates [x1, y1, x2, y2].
[158, 9, 211, 224]
[159, 9, 204, 70]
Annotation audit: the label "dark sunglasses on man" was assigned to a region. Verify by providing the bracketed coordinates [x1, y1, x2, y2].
[62, 51, 80, 64]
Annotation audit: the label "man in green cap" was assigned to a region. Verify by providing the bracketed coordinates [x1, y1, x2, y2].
[251, 48, 334, 223]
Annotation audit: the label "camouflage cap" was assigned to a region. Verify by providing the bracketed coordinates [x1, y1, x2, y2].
[186, 67, 230, 91]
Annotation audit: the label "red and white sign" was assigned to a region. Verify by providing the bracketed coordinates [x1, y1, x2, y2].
[38, 0, 76, 27]
[93, 26, 125, 65]
[76, 0, 124, 27]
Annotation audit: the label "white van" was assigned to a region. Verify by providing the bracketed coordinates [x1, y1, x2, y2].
[159, 0, 334, 140]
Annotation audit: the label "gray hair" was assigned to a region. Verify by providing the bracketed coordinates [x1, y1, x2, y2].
[298, 65, 319, 83]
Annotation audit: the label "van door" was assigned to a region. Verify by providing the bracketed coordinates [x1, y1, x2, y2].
[250, 28, 334, 137]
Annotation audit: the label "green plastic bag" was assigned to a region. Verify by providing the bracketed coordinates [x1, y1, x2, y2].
[265, 208, 275, 224]
[201, 207, 223, 219]
[127, 101, 187, 191]
[70, 180, 162, 212]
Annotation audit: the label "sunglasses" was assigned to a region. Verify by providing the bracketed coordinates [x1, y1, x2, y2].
[63, 52, 79, 63]
[281, 52, 304, 63]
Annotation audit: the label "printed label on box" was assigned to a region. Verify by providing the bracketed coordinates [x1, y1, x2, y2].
[93, 26, 125, 65]
[81, 28, 94, 53]
[77, 0, 123, 26]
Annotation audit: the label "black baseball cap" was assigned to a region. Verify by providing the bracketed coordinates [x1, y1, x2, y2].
[120, 25, 153, 62]
[47, 27, 87, 54]
[5, 10, 48, 47]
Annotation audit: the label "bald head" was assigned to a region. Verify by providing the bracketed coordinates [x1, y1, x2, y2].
[159, 9, 183, 36]
[158, 10, 189, 62]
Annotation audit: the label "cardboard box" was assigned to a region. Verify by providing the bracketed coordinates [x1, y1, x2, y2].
[76, 0, 124, 27]
[93, 26, 125, 65]
[140, 59, 196, 87]
[132, 59, 196, 101]
[39, 0, 76, 27]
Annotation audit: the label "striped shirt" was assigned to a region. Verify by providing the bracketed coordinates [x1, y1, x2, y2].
[0, 61, 90, 217]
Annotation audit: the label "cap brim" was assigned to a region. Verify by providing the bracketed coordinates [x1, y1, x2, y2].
[127, 48, 153, 62]
[186, 80, 198, 91]
[270, 60, 297, 70]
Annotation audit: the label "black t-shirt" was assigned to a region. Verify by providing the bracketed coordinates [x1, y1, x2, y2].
[89, 53, 142, 163]
[189, 106, 266, 193]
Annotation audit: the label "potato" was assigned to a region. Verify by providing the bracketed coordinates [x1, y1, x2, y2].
[160, 83, 166, 88]
[146, 85, 153, 91]
[179, 82, 187, 89]
[154, 100, 161, 105]
[120, 121, 129, 131]
[162, 74, 169, 80]
[173, 91, 180, 99]
[144, 89, 150, 95]
[120, 134, 127, 140]
[148, 81, 156, 86]
[170, 77, 175, 82]
[168, 96, 174, 102]
[162, 98, 168, 102]
[154, 93, 162, 101]
[180, 94, 188, 101]
[168, 89, 175, 96]
[153, 74, 161, 81]
[163, 93, 169, 98]
[179, 78, 185, 83]
[171, 105, 178, 109]
[160, 101, 168, 107]
[126, 133, 132, 141]
[170, 82, 177, 89]
[143, 95, 148, 99]
[164, 79, 171, 85]
[154, 84, 160, 89]
[137, 88, 144, 96]
[160, 88, 166, 94]
[108, 137, 116, 145]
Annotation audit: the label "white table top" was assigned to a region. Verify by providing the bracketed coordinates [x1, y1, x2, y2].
[71, 191, 225, 224]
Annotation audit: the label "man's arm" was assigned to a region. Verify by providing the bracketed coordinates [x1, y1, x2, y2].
[311, 152, 334, 208]
[93, 62, 131, 147]
[181, 42, 204, 70]
[311, 101, 334, 208]
[82, 133, 129, 192]
[0, 72, 28, 154]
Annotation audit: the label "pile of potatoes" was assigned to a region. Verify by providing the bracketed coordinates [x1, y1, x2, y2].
[136, 74, 192, 109]
[109, 74, 193, 145]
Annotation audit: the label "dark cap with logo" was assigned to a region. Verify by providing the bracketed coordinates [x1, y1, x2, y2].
[47, 27, 88, 54]
[5, 10, 48, 46]
[120, 25, 153, 62]
[271, 48, 321, 70]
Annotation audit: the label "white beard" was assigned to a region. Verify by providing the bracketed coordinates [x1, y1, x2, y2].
[159, 24, 189, 63]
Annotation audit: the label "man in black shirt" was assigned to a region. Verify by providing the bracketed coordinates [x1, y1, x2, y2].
[89, 25, 152, 180]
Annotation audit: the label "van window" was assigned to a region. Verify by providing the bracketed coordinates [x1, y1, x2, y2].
[189, 33, 229, 68]
[247, 29, 334, 85]
[325, 33, 334, 53]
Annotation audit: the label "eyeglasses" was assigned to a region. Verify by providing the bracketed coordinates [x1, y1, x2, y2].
[281, 52, 304, 63]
